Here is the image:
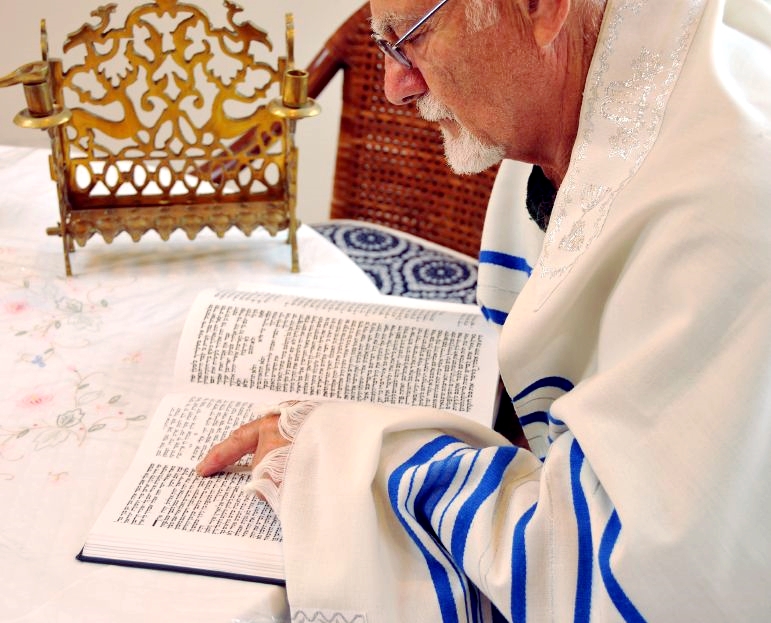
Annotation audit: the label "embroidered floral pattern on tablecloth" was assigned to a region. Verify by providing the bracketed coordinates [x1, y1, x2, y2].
[0, 270, 146, 479]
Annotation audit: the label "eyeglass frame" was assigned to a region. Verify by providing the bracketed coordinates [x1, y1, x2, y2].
[371, 0, 451, 69]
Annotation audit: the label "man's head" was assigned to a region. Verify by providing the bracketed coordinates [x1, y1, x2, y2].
[369, 0, 606, 186]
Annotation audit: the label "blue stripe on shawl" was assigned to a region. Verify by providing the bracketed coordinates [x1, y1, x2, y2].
[450, 447, 520, 564]
[414, 450, 468, 530]
[518, 411, 549, 427]
[481, 306, 509, 326]
[413, 446, 520, 623]
[389, 435, 466, 623]
[479, 250, 533, 276]
[511, 502, 537, 623]
[414, 449, 484, 623]
[570, 439, 593, 623]
[519, 411, 566, 429]
[599, 511, 647, 622]
[548, 412, 567, 427]
[437, 450, 479, 537]
[511, 376, 575, 402]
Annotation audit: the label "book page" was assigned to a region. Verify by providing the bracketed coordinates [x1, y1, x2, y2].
[82, 288, 500, 582]
[174, 288, 500, 424]
[81, 392, 289, 580]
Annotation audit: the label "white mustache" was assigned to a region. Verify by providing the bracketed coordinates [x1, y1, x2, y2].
[416, 93, 456, 123]
[415, 92, 505, 175]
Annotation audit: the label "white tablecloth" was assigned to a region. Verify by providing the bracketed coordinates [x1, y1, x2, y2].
[0, 145, 377, 623]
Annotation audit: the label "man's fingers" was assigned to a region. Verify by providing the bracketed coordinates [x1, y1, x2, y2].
[196, 419, 262, 476]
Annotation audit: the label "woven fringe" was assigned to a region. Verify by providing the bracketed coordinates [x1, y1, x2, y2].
[243, 400, 320, 513]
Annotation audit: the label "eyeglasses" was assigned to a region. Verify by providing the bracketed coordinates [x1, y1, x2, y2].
[371, 0, 451, 69]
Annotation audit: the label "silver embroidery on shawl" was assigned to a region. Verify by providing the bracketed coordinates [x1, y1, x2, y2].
[536, 0, 705, 303]
[604, 48, 666, 160]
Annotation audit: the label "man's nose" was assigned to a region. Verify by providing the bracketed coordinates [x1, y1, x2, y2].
[382, 56, 428, 105]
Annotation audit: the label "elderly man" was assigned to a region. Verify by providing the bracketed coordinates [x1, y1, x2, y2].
[199, 0, 771, 620]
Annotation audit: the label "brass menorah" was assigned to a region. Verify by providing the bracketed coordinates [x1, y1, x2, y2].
[0, 0, 319, 276]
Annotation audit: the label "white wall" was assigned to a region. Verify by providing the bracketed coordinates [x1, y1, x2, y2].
[0, 0, 365, 223]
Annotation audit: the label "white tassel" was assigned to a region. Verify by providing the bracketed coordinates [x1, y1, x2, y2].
[277, 400, 319, 441]
[243, 400, 320, 513]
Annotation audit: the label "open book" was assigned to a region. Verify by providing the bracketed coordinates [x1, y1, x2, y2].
[77, 287, 500, 584]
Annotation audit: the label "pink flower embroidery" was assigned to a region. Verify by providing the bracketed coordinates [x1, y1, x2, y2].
[4, 301, 29, 314]
[19, 392, 55, 408]
[48, 471, 69, 484]
[123, 351, 143, 364]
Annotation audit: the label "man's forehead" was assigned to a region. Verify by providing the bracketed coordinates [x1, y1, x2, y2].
[370, 12, 416, 34]
[369, 1, 429, 33]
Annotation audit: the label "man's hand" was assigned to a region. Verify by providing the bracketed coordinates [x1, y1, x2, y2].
[196, 413, 289, 476]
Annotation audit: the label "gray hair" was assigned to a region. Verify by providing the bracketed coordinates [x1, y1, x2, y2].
[465, 0, 499, 33]
[464, 0, 606, 34]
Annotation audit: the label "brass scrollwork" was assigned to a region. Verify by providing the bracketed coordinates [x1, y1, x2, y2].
[2, 1, 317, 276]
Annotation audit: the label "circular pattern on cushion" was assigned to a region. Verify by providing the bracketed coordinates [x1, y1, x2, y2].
[311, 222, 478, 304]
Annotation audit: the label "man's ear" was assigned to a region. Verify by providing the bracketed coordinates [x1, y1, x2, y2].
[528, 0, 571, 47]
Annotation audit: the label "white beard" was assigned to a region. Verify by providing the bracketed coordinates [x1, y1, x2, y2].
[416, 93, 505, 175]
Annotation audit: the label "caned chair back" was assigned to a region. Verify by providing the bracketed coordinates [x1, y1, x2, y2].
[306, 2, 498, 258]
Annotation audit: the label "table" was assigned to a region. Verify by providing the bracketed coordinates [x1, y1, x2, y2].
[0, 145, 481, 622]
[0, 145, 379, 623]
[0, 143, 484, 622]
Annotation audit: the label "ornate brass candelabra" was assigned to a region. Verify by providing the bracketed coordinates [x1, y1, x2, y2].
[0, 1, 319, 276]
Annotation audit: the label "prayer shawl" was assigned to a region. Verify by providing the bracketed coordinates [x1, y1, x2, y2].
[277, 0, 771, 620]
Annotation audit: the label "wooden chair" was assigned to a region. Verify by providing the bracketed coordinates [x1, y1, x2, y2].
[308, 3, 498, 258]
[230, 2, 498, 259]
